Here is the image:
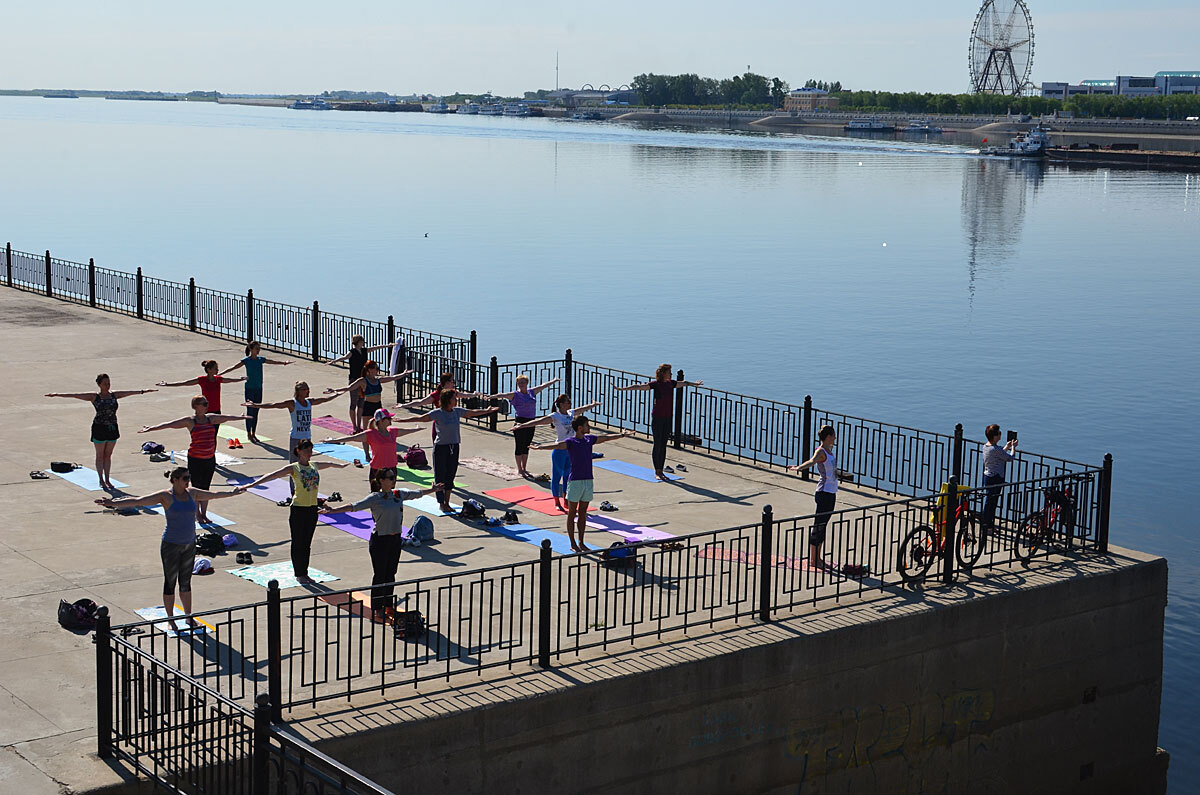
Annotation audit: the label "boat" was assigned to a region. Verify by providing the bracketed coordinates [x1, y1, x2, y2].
[289, 98, 332, 110]
[844, 117, 895, 132]
[570, 111, 604, 121]
[981, 126, 1050, 158]
[425, 101, 453, 114]
[903, 120, 943, 134]
[478, 103, 504, 116]
[457, 103, 479, 115]
[502, 102, 531, 117]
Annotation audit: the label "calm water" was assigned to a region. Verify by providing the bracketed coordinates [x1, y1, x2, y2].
[2, 97, 1197, 783]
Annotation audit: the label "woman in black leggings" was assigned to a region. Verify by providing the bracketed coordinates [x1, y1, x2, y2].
[615, 363, 703, 481]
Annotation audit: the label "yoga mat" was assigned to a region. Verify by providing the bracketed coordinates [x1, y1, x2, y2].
[134, 605, 214, 638]
[229, 561, 338, 589]
[693, 547, 849, 577]
[225, 475, 296, 502]
[174, 451, 245, 467]
[145, 505, 236, 528]
[486, 522, 580, 555]
[396, 465, 465, 489]
[49, 467, 127, 491]
[313, 415, 356, 434]
[317, 511, 378, 541]
[593, 459, 682, 482]
[217, 424, 271, 442]
[585, 515, 675, 542]
[484, 485, 594, 516]
[313, 443, 365, 463]
[319, 590, 402, 625]
[460, 457, 523, 481]
[406, 494, 462, 516]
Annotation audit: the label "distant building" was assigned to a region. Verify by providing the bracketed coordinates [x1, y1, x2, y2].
[1158, 71, 1200, 95]
[783, 87, 840, 112]
[1040, 70, 1200, 99]
[548, 89, 637, 107]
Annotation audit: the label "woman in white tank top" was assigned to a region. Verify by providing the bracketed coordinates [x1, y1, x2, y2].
[788, 425, 841, 569]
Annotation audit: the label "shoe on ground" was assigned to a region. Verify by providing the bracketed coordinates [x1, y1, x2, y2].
[664, 466, 675, 474]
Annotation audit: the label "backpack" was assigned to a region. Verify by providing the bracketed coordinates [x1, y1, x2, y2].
[50, 461, 79, 473]
[195, 533, 226, 557]
[404, 445, 428, 469]
[141, 442, 165, 455]
[461, 499, 485, 519]
[602, 541, 638, 567]
[58, 598, 100, 631]
[503, 510, 520, 525]
[411, 515, 435, 542]
[393, 610, 425, 639]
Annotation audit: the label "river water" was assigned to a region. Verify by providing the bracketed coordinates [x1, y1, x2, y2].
[1, 96, 1197, 784]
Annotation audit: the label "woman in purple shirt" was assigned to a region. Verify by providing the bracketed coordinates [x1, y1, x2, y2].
[486, 374, 559, 478]
[533, 415, 630, 553]
[615, 363, 703, 481]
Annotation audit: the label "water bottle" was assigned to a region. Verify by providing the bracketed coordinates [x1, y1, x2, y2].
[170, 450, 175, 464]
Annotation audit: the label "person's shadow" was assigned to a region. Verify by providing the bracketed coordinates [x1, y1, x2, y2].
[664, 478, 767, 506]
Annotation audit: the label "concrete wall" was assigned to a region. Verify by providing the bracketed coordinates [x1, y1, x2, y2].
[318, 552, 1167, 794]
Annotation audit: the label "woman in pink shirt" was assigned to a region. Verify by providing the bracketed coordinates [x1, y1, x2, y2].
[322, 409, 423, 491]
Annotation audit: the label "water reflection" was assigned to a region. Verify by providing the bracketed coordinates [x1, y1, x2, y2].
[960, 157, 1045, 300]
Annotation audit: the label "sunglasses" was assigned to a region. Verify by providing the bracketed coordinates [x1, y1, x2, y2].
[178, 475, 191, 481]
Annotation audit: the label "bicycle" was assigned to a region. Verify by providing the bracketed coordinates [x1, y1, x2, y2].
[1014, 473, 1088, 562]
[897, 483, 986, 582]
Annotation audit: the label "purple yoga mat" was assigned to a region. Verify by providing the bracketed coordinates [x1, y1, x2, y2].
[585, 514, 674, 542]
[313, 415, 356, 435]
[317, 511, 377, 540]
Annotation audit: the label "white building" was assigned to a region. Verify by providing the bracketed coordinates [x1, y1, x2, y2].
[1041, 71, 1200, 99]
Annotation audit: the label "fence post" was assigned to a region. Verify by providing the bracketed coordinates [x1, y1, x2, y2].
[469, 329, 478, 363]
[311, 301, 320, 361]
[564, 348, 573, 399]
[952, 423, 965, 485]
[45, 250, 52, 297]
[188, 278, 196, 332]
[489, 356, 499, 432]
[801, 395, 814, 481]
[94, 606, 113, 759]
[135, 267, 143, 319]
[266, 580, 282, 723]
[538, 539, 552, 667]
[252, 693, 270, 795]
[246, 289, 255, 343]
[1098, 453, 1113, 554]
[5, 242, 11, 287]
[942, 476, 959, 585]
[88, 258, 96, 307]
[759, 505, 774, 622]
[673, 368, 685, 450]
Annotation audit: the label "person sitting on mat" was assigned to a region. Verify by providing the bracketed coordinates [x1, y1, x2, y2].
[96, 467, 248, 632]
[325, 335, 398, 433]
[482, 375, 560, 479]
[156, 360, 245, 414]
[513, 394, 601, 512]
[218, 342, 291, 444]
[243, 440, 349, 582]
[139, 396, 248, 524]
[45, 373, 158, 491]
[615, 364, 703, 481]
[320, 408, 423, 492]
[319, 470, 444, 614]
[787, 424, 839, 570]
[395, 392, 498, 513]
[532, 416, 631, 553]
[243, 381, 341, 494]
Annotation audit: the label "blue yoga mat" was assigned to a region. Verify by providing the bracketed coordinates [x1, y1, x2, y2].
[313, 443, 365, 463]
[592, 459, 682, 482]
[486, 522, 592, 555]
[407, 494, 462, 516]
[49, 466, 127, 491]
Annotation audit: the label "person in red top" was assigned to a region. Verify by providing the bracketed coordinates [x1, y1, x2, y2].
[157, 360, 246, 415]
[321, 409, 424, 491]
[139, 396, 247, 523]
[615, 363, 703, 481]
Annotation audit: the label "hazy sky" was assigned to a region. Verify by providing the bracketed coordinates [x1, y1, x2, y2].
[5, 1, 1197, 95]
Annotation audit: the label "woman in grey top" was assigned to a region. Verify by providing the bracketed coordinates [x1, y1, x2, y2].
[320, 470, 443, 613]
[397, 392, 498, 513]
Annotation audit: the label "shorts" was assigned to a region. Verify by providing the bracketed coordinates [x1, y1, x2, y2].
[565, 479, 594, 504]
[91, 422, 120, 444]
[349, 391, 364, 414]
[362, 401, 383, 421]
[187, 456, 216, 490]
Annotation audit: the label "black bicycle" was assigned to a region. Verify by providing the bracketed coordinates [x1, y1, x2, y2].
[1014, 474, 1089, 562]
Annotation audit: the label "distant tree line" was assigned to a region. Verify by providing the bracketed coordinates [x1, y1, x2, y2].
[632, 72, 791, 108]
[834, 90, 1200, 119]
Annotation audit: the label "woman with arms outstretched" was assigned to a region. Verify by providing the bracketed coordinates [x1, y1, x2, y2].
[396, 392, 498, 513]
[324, 360, 413, 454]
[485, 375, 560, 478]
[615, 363, 703, 481]
[244, 440, 349, 582]
[326, 335, 396, 432]
[321, 408, 423, 492]
[242, 381, 340, 493]
[96, 467, 248, 631]
[45, 373, 157, 490]
[218, 342, 291, 443]
[156, 360, 245, 414]
[513, 395, 600, 511]
[139, 396, 247, 524]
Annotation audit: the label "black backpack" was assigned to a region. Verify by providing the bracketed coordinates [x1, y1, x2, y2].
[461, 499, 486, 519]
[195, 533, 226, 557]
[393, 610, 425, 639]
[58, 598, 100, 631]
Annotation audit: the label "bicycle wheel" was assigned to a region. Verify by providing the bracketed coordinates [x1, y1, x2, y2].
[898, 525, 938, 582]
[955, 512, 985, 571]
[1015, 512, 1045, 562]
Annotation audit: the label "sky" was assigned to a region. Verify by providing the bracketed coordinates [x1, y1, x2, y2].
[4, 1, 1197, 96]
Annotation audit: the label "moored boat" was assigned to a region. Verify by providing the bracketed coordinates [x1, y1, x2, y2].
[981, 126, 1050, 158]
[290, 98, 332, 110]
[844, 117, 895, 132]
[903, 119, 943, 134]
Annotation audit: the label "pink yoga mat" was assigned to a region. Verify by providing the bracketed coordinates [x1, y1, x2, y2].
[585, 515, 674, 542]
[484, 484, 594, 516]
[313, 415, 357, 435]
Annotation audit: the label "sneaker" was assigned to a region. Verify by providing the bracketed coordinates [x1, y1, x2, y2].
[675, 464, 688, 472]
[664, 466, 675, 474]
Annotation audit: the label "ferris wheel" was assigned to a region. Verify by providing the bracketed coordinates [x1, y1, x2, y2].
[969, 0, 1035, 95]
